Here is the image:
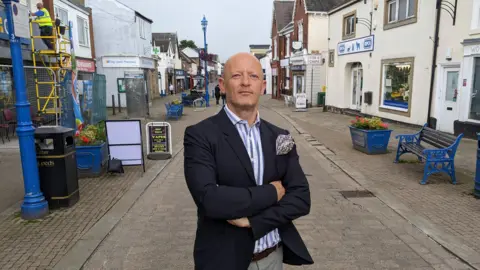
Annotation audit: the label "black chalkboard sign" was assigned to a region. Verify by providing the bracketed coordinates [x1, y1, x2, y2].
[148, 125, 169, 153]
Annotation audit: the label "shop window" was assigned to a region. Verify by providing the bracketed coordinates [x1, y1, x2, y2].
[380, 58, 414, 112]
[470, 58, 480, 120]
[0, 67, 14, 110]
[342, 11, 356, 40]
[384, 0, 417, 30]
[328, 50, 335, 67]
[471, 0, 480, 31]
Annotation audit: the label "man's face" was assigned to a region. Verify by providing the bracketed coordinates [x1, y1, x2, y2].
[219, 54, 266, 110]
[36, 3, 42, 10]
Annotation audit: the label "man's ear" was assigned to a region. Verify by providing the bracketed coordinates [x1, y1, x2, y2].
[219, 77, 226, 94]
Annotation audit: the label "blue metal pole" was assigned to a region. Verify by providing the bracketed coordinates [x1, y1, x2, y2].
[203, 28, 209, 107]
[3, 0, 49, 220]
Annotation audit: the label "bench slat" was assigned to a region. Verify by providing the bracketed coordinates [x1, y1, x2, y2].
[403, 142, 426, 157]
[420, 128, 456, 149]
[423, 127, 458, 141]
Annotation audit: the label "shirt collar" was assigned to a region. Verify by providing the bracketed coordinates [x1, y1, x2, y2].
[224, 104, 261, 127]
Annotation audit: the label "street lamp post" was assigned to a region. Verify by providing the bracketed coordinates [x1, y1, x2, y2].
[3, 0, 49, 219]
[201, 15, 209, 107]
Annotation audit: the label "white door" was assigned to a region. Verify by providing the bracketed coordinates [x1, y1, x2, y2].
[437, 68, 460, 133]
[351, 66, 363, 110]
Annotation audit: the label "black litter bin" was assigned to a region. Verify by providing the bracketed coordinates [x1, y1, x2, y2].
[35, 126, 79, 209]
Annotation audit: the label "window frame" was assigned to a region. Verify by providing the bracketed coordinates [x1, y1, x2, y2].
[471, 0, 480, 32]
[76, 16, 89, 47]
[297, 21, 303, 44]
[328, 50, 335, 67]
[378, 57, 415, 116]
[342, 11, 356, 40]
[54, 6, 69, 38]
[384, 0, 418, 30]
[139, 18, 146, 39]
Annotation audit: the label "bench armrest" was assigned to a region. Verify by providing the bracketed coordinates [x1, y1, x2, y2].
[422, 148, 451, 160]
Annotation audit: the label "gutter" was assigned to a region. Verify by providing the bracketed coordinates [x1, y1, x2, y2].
[328, 0, 362, 15]
[427, 0, 442, 128]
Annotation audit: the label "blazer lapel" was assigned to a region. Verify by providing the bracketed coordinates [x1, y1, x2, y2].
[215, 110, 256, 185]
[260, 121, 276, 184]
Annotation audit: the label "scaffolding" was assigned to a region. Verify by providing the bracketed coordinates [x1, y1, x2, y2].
[29, 18, 72, 119]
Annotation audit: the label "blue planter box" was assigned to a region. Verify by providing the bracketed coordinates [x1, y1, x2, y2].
[76, 142, 108, 177]
[349, 126, 392, 155]
[475, 134, 480, 198]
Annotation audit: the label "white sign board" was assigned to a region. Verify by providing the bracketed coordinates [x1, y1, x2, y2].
[295, 93, 307, 110]
[103, 56, 141, 68]
[11, 2, 30, 38]
[280, 58, 290, 67]
[338, 35, 374, 56]
[307, 55, 323, 65]
[105, 120, 145, 171]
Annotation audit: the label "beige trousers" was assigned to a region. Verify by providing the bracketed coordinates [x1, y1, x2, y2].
[247, 246, 283, 270]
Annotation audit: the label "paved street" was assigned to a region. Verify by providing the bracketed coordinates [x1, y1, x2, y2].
[80, 99, 471, 269]
[0, 96, 219, 270]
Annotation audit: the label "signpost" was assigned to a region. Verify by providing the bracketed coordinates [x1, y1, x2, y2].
[295, 93, 307, 111]
[146, 122, 172, 160]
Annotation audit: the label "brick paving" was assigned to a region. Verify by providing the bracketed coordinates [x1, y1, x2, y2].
[83, 105, 470, 269]
[262, 98, 480, 263]
[0, 96, 219, 270]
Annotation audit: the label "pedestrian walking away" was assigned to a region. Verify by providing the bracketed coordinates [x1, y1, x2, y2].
[30, 2, 54, 50]
[184, 52, 313, 270]
[221, 91, 226, 105]
[215, 84, 221, 105]
[169, 83, 174, 95]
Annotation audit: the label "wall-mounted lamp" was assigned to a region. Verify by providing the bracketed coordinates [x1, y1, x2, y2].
[373, 0, 379, 10]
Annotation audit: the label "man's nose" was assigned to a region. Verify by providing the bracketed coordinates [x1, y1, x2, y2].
[241, 73, 250, 86]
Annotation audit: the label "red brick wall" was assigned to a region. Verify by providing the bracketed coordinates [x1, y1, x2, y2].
[292, 0, 309, 50]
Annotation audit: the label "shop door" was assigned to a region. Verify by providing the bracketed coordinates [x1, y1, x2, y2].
[437, 67, 459, 134]
[294, 75, 304, 95]
[351, 65, 363, 110]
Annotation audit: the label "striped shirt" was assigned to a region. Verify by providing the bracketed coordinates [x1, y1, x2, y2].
[224, 105, 281, 254]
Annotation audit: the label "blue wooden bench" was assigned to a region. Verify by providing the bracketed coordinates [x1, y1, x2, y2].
[165, 103, 182, 120]
[395, 124, 463, 185]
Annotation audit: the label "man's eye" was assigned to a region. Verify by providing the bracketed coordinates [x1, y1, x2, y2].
[250, 75, 259, 79]
[232, 74, 240, 78]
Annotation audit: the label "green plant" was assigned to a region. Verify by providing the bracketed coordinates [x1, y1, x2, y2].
[75, 122, 106, 146]
[350, 116, 389, 130]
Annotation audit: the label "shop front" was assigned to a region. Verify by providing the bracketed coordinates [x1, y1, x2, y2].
[271, 59, 279, 98]
[99, 55, 156, 107]
[451, 40, 480, 138]
[175, 69, 186, 92]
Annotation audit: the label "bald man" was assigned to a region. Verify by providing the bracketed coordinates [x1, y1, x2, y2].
[184, 53, 313, 270]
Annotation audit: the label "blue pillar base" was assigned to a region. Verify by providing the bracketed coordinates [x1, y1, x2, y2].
[21, 194, 49, 220]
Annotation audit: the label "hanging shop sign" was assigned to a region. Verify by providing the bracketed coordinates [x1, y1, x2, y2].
[338, 35, 374, 56]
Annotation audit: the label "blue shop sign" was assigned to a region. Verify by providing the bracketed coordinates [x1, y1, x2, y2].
[338, 35, 374, 56]
[175, 69, 185, 76]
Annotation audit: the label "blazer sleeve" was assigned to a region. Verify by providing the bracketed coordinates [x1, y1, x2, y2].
[184, 125, 278, 220]
[248, 135, 311, 240]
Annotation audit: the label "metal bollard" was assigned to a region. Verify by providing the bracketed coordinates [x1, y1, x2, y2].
[118, 93, 122, 113]
[112, 95, 116, 115]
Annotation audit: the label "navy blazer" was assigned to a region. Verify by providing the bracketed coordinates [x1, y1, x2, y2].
[184, 109, 313, 270]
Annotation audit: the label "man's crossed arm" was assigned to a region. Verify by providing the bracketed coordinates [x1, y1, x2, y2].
[184, 125, 310, 240]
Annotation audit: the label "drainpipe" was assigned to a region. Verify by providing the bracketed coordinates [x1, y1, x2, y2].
[427, 0, 442, 128]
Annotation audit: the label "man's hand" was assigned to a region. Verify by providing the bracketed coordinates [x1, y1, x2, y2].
[227, 217, 250, 228]
[270, 181, 285, 202]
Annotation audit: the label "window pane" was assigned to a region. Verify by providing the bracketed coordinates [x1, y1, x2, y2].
[77, 17, 85, 45]
[382, 62, 411, 110]
[445, 71, 458, 102]
[408, 0, 415, 17]
[389, 1, 397, 22]
[398, 0, 407, 20]
[470, 58, 480, 120]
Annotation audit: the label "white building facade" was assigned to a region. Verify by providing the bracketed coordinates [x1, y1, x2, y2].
[85, 0, 156, 107]
[326, 0, 437, 126]
[260, 51, 273, 95]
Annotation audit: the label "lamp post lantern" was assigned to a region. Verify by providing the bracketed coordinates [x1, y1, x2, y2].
[201, 15, 210, 107]
[2, 0, 49, 219]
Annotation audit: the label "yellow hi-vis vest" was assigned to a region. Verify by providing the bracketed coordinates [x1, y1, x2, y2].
[37, 8, 53, 27]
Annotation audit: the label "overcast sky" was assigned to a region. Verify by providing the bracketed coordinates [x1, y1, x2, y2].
[118, 0, 272, 62]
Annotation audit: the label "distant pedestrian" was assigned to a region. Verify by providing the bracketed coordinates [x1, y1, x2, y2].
[220, 92, 226, 105]
[214, 84, 221, 105]
[169, 83, 174, 95]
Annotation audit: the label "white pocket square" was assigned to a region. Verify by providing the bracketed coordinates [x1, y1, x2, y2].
[276, 134, 295, 155]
